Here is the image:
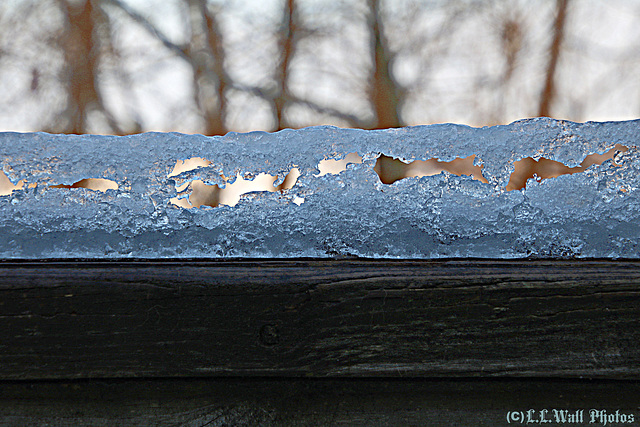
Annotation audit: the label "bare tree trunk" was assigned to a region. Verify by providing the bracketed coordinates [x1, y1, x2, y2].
[58, 0, 99, 134]
[57, 0, 122, 134]
[368, 0, 401, 129]
[186, 0, 226, 136]
[538, 0, 569, 118]
[203, 6, 227, 135]
[274, 0, 295, 130]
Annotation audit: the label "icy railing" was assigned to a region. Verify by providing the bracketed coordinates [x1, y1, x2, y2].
[0, 117, 638, 259]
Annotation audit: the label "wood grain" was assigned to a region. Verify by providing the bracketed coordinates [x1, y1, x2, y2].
[2, 378, 638, 426]
[1, 259, 639, 380]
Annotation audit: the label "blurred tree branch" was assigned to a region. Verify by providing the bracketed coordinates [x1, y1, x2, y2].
[539, 0, 569, 117]
[102, 0, 190, 60]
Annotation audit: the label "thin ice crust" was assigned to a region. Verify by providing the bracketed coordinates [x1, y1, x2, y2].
[0, 117, 638, 259]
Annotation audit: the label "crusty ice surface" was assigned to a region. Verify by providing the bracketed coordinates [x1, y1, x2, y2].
[0, 117, 638, 258]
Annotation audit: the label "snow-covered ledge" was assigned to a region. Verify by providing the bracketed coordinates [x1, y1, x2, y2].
[1, 118, 638, 259]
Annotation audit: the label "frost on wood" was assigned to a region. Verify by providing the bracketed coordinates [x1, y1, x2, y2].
[0, 117, 638, 259]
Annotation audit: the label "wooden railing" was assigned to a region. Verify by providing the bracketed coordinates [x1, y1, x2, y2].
[1, 259, 639, 424]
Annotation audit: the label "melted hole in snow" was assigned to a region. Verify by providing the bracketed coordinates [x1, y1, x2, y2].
[0, 171, 27, 196]
[50, 178, 119, 192]
[171, 168, 301, 208]
[316, 152, 363, 176]
[506, 144, 628, 191]
[374, 154, 488, 185]
[168, 157, 212, 177]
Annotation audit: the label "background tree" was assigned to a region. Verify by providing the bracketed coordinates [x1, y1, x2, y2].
[538, 0, 569, 118]
[0, 0, 638, 135]
[367, 0, 402, 129]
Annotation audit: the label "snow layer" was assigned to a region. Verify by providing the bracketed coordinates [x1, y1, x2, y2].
[1, 117, 638, 258]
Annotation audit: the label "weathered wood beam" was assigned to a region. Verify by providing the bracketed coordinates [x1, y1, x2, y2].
[1, 377, 638, 425]
[1, 259, 638, 380]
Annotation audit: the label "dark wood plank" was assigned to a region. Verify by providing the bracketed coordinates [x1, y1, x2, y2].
[2, 378, 639, 426]
[1, 259, 639, 379]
